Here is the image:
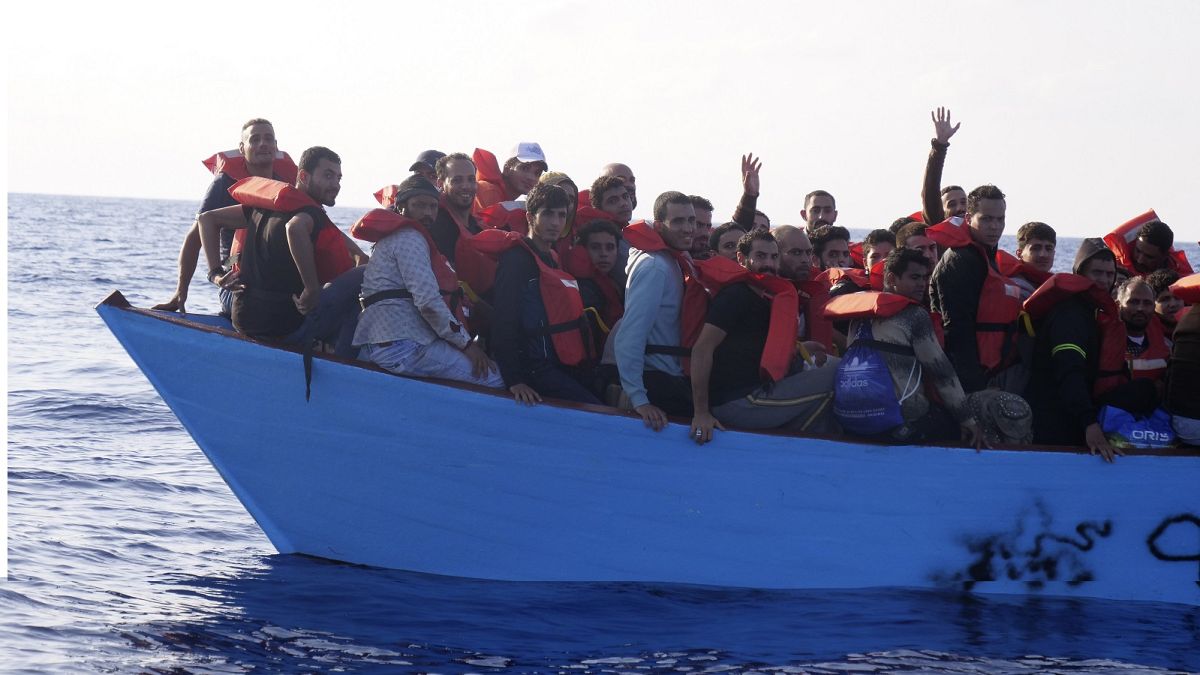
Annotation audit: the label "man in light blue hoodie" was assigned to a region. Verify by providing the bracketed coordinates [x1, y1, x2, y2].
[615, 191, 697, 431]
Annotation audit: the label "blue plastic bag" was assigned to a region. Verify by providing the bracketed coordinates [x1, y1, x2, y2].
[1099, 405, 1176, 449]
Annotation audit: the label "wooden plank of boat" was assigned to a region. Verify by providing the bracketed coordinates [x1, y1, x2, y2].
[95, 291, 1200, 606]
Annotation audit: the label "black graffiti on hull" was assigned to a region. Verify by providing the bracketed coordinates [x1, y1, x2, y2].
[1145, 513, 1200, 587]
[932, 500, 1113, 591]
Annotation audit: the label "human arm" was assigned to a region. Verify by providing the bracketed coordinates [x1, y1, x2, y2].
[197, 205, 250, 290]
[153, 221, 203, 312]
[905, 306, 988, 449]
[920, 107, 959, 225]
[688, 323, 728, 445]
[490, 247, 538, 391]
[389, 231, 471, 348]
[731, 153, 761, 229]
[342, 229, 370, 266]
[614, 255, 669, 409]
[285, 212, 321, 314]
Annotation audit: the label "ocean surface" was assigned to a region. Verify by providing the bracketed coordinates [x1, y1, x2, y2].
[5, 192, 1199, 673]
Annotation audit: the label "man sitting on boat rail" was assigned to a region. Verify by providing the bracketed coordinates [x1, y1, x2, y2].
[353, 175, 503, 387]
[197, 146, 367, 358]
[690, 230, 840, 444]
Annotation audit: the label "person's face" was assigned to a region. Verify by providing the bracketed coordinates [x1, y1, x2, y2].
[942, 188, 967, 219]
[528, 205, 569, 247]
[1081, 258, 1117, 292]
[300, 158, 342, 206]
[601, 187, 634, 224]
[903, 234, 939, 268]
[967, 199, 1005, 249]
[1156, 289, 1184, 322]
[1120, 285, 1156, 332]
[694, 207, 713, 231]
[738, 239, 780, 276]
[584, 232, 618, 274]
[715, 229, 742, 260]
[606, 164, 636, 207]
[401, 193, 440, 228]
[865, 241, 894, 270]
[819, 239, 851, 270]
[440, 159, 477, 211]
[691, 222, 713, 257]
[239, 123, 278, 169]
[1019, 237, 1056, 273]
[508, 161, 545, 196]
[802, 195, 837, 230]
[752, 213, 771, 233]
[1133, 237, 1167, 273]
[655, 202, 696, 251]
[414, 165, 436, 183]
[886, 262, 930, 303]
[557, 182, 579, 210]
[777, 230, 814, 281]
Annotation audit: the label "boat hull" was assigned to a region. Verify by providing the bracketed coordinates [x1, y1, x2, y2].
[97, 293, 1200, 605]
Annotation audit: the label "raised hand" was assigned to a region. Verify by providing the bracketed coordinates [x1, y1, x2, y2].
[931, 107, 961, 144]
[741, 153, 762, 197]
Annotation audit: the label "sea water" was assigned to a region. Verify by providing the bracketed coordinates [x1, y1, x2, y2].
[5, 193, 1199, 673]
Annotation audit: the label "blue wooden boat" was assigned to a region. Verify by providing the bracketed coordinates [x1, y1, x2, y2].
[96, 291, 1200, 606]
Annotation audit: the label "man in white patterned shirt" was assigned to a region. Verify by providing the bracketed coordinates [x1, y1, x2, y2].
[353, 175, 502, 387]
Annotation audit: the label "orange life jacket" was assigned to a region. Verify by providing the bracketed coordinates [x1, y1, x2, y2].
[931, 221, 1024, 372]
[202, 150, 298, 184]
[227, 177, 354, 284]
[1127, 316, 1171, 382]
[561, 245, 624, 330]
[849, 241, 865, 268]
[995, 249, 1052, 287]
[467, 229, 590, 366]
[794, 279, 835, 352]
[472, 148, 515, 216]
[1169, 272, 1200, 304]
[1023, 273, 1130, 398]
[349, 209, 468, 329]
[622, 221, 701, 353]
[478, 201, 529, 235]
[823, 291, 920, 319]
[1103, 209, 1194, 277]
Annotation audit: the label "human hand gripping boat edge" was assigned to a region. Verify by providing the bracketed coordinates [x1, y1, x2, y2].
[96, 291, 1200, 606]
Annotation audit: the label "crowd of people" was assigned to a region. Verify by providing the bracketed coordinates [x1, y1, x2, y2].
[154, 111, 1200, 460]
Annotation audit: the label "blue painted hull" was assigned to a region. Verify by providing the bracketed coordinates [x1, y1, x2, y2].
[97, 293, 1200, 605]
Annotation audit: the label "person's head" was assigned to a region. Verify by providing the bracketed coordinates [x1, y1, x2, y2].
[1117, 277, 1156, 334]
[883, 248, 933, 303]
[409, 149, 445, 183]
[801, 190, 837, 232]
[1073, 238, 1118, 292]
[811, 225, 851, 270]
[1133, 220, 1175, 274]
[889, 216, 917, 234]
[690, 195, 714, 256]
[772, 225, 815, 282]
[862, 229, 897, 269]
[941, 185, 967, 219]
[502, 142, 547, 196]
[296, 146, 342, 206]
[601, 163, 637, 208]
[896, 221, 938, 268]
[525, 183, 571, 247]
[539, 171, 578, 211]
[434, 152, 477, 212]
[966, 184, 1006, 249]
[736, 230, 780, 276]
[1016, 221, 1057, 273]
[590, 175, 633, 224]
[239, 118, 278, 171]
[392, 174, 441, 227]
[576, 219, 620, 275]
[752, 210, 771, 233]
[1145, 268, 1184, 323]
[652, 191, 697, 251]
[710, 222, 747, 261]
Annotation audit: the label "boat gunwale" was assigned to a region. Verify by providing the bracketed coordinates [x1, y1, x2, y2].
[96, 289, 1200, 459]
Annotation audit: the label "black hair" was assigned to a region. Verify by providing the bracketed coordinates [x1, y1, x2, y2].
[811, 225, 850, 258]
[1138, 220, 1174, 252]
[653, 191, 692, 222]
[298, 146, 340, 174]
[736, 229, 779, 257]
[1017, 221, 1057, 248]
[434, 152, 475, 182]
[966, 184, 1005, 215]
[709, 221, 748, 250]
[885, 247, 931, 279]
[526, 183, 570, 217]
[689, 195, 714, 212]
[575, 219, 621, 246]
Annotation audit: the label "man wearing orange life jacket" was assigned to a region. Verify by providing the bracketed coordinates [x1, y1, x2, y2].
[352, 175, 501, 388]
[600, 162, 638, 211]
[928, 184, 1025, 394]
[1164, 273, 1200, 445]
[773, 225, 835, 356]
[895, 221, 940, 269]
[689, 195, 715, 260]
[689, 230, 839, 444]
[197, 146, 366, 358]
[1117, 277, 1171, 384]
[408, 149, 445, 184]
[1104, 215, 1193, 279]
[825, 248, 991, 447]
[155, 118, 296, 316]
[563, 219, 624, 358]
[998, 221, 1057, 300]
[811, 225, 852, 272]
[1023, 239, 1159, 461]
[830, 229, 894, 298]
[801, 190, 838, 237]
[472, 142, 547, 215]
[488, 184, 599, 406]
[1145, 268, 1184, 335]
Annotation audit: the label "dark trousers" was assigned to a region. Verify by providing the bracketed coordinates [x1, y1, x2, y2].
[284, 266, 365, 359]
[525, 362, 602, 405]
[644, 369, 694, 417]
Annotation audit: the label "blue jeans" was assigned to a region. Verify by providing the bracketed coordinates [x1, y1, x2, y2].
[284, 266, 365, 359]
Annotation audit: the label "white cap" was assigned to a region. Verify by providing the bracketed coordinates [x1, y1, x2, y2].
[509, 141, 546, 165]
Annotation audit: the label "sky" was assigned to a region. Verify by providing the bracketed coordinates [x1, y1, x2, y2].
[6, 0, 1200, 240]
